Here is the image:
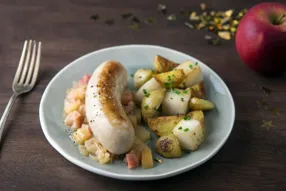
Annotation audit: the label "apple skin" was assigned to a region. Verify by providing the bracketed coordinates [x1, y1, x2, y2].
[235, 2, 286, 75]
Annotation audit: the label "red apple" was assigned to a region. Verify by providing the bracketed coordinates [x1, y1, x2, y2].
[235, 2, 286, 75]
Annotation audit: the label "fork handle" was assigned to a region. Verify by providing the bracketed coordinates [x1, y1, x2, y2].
[0, 93, 18, 144]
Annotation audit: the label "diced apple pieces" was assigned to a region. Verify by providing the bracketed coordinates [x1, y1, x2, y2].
[72, 124, 92, 145]
[154, 55, 179, 73]
[64, 110, 84, 130]
[141, 146, 154, 169]
[134, 126, 151, 142]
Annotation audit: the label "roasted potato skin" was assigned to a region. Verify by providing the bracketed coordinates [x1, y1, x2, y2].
[189, 97, 215, 111]
[156, 134, 182, 158]
[154, 69, 185, 88]
[141, 89, 166, 122]
[154, 55, 179, 73]
[191, 81, 205, 99]
[147, 115, 184, 136]
[134, 69, 153, 88]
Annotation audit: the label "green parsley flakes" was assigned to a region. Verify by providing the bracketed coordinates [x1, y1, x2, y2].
[144, 105, 149, 110]
[189, 64, 193, 69]
[181, 98, 184, 102]
[184, 128, 189, 132]
[183, 116, 191, 120]
[178, 126, 183, 130]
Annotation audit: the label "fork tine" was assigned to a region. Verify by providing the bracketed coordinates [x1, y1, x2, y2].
[19, 40, 33, 84]
[13, 40, 28, 84]
[30, 42, 41, 87]
[24, 41, 36, 85]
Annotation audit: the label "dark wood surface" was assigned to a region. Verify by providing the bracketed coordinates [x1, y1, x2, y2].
[0, 0, 286, 190]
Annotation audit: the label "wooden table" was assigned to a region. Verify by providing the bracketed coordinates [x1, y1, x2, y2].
[0, 0, 285, 190]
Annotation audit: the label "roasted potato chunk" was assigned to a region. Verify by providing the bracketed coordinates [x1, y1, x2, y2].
[189, 97, 215, 111]
[187, 110, 204, 126]
[175, 61, 203, 88]
[162, 88, 191, 115]
[147, 115, 184, 136]
[191, 81, 205, 99]
[156, 134, 182, 158]
[141, 89, 166, 122]
[135, 78, 162, 104]
[154, 69, 185, 88]
[154, 55, 179, 73]
[134, 69, 153, 88]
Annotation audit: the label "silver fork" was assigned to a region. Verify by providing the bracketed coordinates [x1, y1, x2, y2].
[0, 40, 41, 144]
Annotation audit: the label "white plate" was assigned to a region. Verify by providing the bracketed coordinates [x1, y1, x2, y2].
[39, 45, 235, 180]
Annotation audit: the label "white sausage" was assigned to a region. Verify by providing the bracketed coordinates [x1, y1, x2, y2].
[85, 61, 135, 154]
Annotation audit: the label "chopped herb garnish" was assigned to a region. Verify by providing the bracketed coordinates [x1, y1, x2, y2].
[104, 19, 114, 25]
[90, 14, 100, 21]
[183, 90, 188, 94]
[129, 23, 140, 31]
[143, 89, 147, 94]
[167, 75, 171, 81]
[172, 74, 175, 77]
[153, 107, 157, 111]
[145, 93, 150, 97]
[183, 116, 191, 120]
[261, 120, 275, 130]
[195, 62, 198, 65]
[170, 97, 173, 100]
[178, 126, 182, 130]
[144, 105, 149, 110]
[271, 108, 281, 115]
[181, 98, 184, 102]
[167, 14, 176, 21]
[189, 64, 193, 69]
[184, 128, 189, 132]
[121, 13, 133, 20]
[130, 74, 134, 77]
[164, 82, 170, 88]
[144, 17, 156, 24]
[154, 157, 163, 163]
[172, 89, 180, 94]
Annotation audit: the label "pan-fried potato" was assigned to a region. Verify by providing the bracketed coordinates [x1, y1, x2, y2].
[184, 67, 203, 88]
[141, 89, 166, 122]
[175, 61, 203, 88]
[187, 110, 204, 126]
[162, 88, 191, 115]
[154, 55, 179, 73]
[175, 60, 198, 74]
[191, 81, 205, 98]
[134, 126, 151, 142]
[189, 97, 215, 111]
[134, 69, 153, 88]
[135, 78, 162, 104]
[156, 134, 182, 158]
[154, 69, 185, 88]
[147, 115, 184, 136]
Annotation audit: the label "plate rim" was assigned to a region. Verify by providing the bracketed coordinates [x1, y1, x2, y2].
[39, 44, 236, 180]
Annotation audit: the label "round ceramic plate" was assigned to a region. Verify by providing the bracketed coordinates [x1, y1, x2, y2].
[39, 45, 235, 181]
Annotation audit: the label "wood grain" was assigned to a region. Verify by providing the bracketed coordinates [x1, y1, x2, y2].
[0, 0, 286, 190]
